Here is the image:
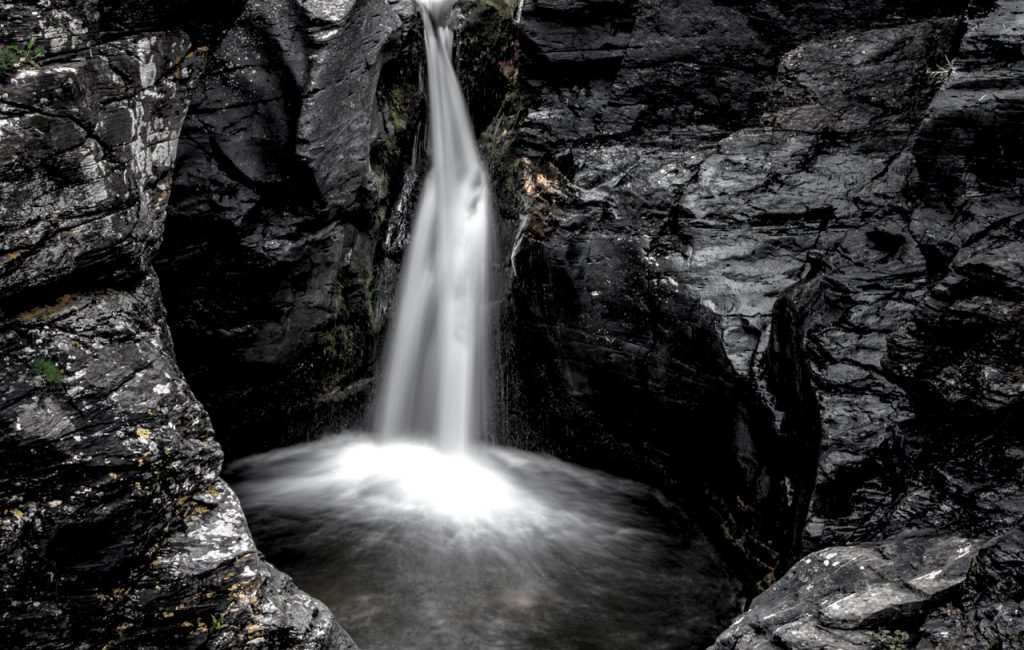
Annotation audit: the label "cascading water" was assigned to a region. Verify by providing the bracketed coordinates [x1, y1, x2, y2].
[374, 0, 492, 452]
[228, 3, 745, 648]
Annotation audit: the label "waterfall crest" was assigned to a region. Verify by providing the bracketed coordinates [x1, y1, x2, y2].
[374, 0, 493, 453]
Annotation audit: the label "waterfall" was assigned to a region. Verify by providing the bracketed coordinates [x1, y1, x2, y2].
[374, 0, 493, 453]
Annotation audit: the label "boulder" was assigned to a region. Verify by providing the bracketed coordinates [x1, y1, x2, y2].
[710, 534, 981, 650]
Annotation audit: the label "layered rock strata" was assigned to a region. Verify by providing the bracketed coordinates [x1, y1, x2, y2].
[0, 3, 350, 648]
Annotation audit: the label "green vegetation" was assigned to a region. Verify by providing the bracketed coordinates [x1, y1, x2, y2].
[372, 165, 390, 201]
[322, 282, 359, 368]
[31, 358, 63, 386]
[388, 85, 412, 132]
[210, 614, 226, 632]
[871, 629, 910, 650]
[479, 79, 527, 212]
[1, 39, 44, 80]
[320, 325, 359, 372]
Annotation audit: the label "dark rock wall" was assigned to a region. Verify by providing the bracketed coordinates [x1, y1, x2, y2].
[763, 0, 1024, 555]
[705, 0, 1024, 646]
[0, 3, 350, 648]
[491, 0, 976, 588]
[4, 0, 1020, 647]
[492, 0, 1024, 610]
[156, 0, 425, 458]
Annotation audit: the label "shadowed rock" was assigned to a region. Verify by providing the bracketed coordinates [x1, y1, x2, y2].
[710, 534, 980, 650]
[0, 3, 349, 648]
[157, 0, 424, 458]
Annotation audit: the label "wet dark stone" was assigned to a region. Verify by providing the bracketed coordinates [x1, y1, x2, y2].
[497, 0, 977, 591]
[710, 533, 982, 649]
[917, 522, 1024, 649]
[156, 0, 425, 459]
[0, 278, 347, 649]
[1, 3, 348, 648]
[709, 2, 1024, 646]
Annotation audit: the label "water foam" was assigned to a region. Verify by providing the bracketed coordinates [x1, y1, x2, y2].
[374, 0, 493, 452]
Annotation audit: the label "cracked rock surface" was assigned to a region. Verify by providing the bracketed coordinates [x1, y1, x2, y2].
[156, 0, 424, 458]
[484, 0, 1023, 645]
[712, 534, 981, 650]
[0, 3, 350, 648]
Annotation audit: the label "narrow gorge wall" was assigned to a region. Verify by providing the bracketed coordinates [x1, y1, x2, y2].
[488, 0, 1024, 623]
[0, 3, 349, 647]
[156, 0, 426, 459]
[3, 0, 1021, 648]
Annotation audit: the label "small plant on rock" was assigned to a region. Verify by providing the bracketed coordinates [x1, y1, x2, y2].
[0, 39, 45, 81]
[210, 613, 226, 632]
[31, 358, 64, 386]
[927, 55, 956, 83]
[871, 629, 910, 650]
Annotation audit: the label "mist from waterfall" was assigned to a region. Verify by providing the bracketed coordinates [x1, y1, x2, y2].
[374, 0, 492, 453]
[228, 4, 746, 647]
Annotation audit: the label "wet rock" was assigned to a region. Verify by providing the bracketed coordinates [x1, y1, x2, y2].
[0, 1, 242, 56]
[918, 523, 1024, 649]
[760, 0, 1024, 553]
[0, 30, 200, 298]
[888, 0, 1024, 421]
[705, 2, 1024, 646]
[498, 0, 973, 588]
[709, 534, 980, 650]
[763, 230, 928, 549]
[157, 0, 424, 458]
[0, 278, 347, 649]
[1, 4, 349, 647]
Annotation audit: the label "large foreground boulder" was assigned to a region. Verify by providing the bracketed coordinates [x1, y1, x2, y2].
[710, 534, 982, 649]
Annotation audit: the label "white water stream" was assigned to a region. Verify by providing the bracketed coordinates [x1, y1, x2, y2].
[374, 0, 493, 452]
[229, 3, 743, 647]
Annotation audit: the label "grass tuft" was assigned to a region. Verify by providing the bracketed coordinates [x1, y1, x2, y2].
[31, 358, 63, 386]
[1, 39, 44, 81]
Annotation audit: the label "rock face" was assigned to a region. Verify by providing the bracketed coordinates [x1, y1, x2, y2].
[700, 0, 1024, 645]
[712, 534, 981, 649]
[488, 0, 1024, 636]
[918, 525, 1024, 649]
[491, 0, 988, 585]
[0, 3, 350, 648]
[4, 0, 1019, 647]
[156, 0, 425, 458]
[765, 0, 1024, 555]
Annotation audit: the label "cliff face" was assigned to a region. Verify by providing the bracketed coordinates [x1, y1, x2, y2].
[156, 0, 425, 459]
[485, 0, 1023, 644]
[0, 3, 350, 648]
[710, 2, 1022, 646]
[2, 0, 1021, 648]
[493, 0, 972, 579]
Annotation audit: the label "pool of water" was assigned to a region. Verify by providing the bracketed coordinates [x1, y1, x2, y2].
[229, 434, 743, 650]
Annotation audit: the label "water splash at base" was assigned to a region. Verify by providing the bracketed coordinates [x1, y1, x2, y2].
[230, 435, 744, 650]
